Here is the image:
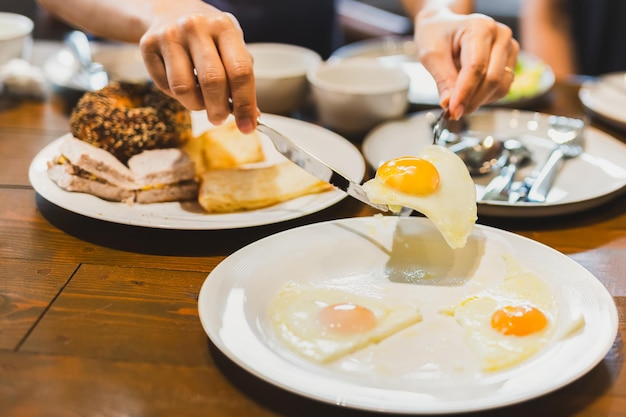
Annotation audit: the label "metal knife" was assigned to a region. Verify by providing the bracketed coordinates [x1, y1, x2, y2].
[256, 118, 390, 212]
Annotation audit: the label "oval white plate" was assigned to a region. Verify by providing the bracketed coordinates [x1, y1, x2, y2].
[579, 72, 626, 128]
[362, 109, 626, 217]
[330, 37, 555, 108]
[198, 216, 617, 414]
[28, 113, 365, 229]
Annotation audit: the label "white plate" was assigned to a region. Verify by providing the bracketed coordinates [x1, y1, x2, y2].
[362, 109, 626, 217]
[198, 216, 617, 414]
[43, 41, 150, 91]
[579, 72, 626, 128]
[329, 37, 555, 108]
[28, 113, 365, 229]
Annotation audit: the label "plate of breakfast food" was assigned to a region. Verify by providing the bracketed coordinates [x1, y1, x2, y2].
[329, 37, 555, 108]
[362, 108, 626, 217]
[198, 215, 617, 414]
[28, 82, 365, 229]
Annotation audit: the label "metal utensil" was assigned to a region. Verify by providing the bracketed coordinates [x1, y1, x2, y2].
[65, 30, 109, 91]
[432, 108, 450, 145]
[524, 116, 585, 203]
[447, 135, 506, 176]
[256, 117, 391, 213]
[480, 139, 532, 201]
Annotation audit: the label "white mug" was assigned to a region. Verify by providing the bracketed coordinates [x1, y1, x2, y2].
[0, 12, 34, 65]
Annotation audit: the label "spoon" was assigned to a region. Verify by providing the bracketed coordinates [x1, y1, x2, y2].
[447, 135, 506, 176]
[65, 30, 109, 91]
[481, 139, 532, 201]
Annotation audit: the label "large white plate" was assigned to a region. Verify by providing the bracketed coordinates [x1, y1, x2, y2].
[28, 113, 365, 229]
[329, 37, 555, 108]
[362, 109, 626, 217]
[198, 216, 617, 414]
[579, 72, 626, 129]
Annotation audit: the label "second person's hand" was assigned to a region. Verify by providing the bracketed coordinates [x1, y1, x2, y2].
[414, 7, 519, 120]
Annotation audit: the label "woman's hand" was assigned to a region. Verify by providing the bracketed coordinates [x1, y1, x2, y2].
[140, 0, 259, 133]
[414, 7, 519, 119]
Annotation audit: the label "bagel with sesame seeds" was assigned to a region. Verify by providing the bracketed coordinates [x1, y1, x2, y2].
[69, 82, 192, 164]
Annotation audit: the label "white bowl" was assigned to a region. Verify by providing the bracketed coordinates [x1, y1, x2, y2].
[307, 58, 410, 136]
[0, 13, 34, 65]
[248, 43, 322, 115]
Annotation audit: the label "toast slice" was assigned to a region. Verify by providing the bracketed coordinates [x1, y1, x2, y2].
[185, 121, 265, 172]
[198, 161, 333, 213]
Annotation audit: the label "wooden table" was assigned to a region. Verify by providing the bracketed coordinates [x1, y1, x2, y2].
[1, 42, 626, 417]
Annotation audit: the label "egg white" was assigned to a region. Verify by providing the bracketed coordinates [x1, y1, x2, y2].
[269, 281, 422, 363]
[362, 145, 477, 249]
[444, 266, 558, 372]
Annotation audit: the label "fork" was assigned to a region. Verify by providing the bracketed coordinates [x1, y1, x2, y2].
[524, 116, 585, 203]
[432, 108, 450, 145]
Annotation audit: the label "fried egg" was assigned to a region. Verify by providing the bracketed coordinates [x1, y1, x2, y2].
[362, 145, 477, 249]
[270, 281, 422, 363]
[443, 266, 558, 372]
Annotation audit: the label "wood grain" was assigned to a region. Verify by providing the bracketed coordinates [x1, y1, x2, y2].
[1, 40, 626, 416]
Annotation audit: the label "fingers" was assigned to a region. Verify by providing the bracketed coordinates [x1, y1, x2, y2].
[415, 10, 519, 120]
[212, 15, 258, 133]
[418, 39, 458, 112]
[139, 9, 258, 134]
[450, 17, 519, 116]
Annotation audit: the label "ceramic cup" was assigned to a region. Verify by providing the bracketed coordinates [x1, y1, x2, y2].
[248, 43, 322, 115]
[0, 12, 34, 65]
[307, 58, 410, 137]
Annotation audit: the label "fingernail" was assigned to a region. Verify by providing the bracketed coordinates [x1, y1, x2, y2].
[455, 104, 465, 119]
[439, 90, 451, 108]
[237, 118, 256, 134]
[449, 104, 464, 121]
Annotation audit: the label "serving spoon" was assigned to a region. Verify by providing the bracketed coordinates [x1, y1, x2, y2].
[480, 139, 532, 201]
[65, 30, 109, 91]
[432, 110, 505, 176]
[447, 135, 506, 176]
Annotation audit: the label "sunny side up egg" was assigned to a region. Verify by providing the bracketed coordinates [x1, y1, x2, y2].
[270, 282, 422, 363]
[443, 268, 558, 372]
[362, 145, 477, 249]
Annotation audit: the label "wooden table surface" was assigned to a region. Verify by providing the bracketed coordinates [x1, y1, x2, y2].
[1, 41, 626, 417]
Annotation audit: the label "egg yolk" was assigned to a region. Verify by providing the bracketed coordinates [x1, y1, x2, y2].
[491, 305, 548, 336]
[376, 156, 440, 196]
[316, 303, 377, 335]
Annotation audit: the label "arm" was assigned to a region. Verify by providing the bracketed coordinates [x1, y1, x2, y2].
[401, 0, 472, 17]
[520, 0, 577, 80]
[37, 0, 258, 133]
[401, 0, 519, 119]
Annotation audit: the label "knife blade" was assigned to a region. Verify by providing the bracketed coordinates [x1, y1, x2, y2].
[256, 118, 390, 212]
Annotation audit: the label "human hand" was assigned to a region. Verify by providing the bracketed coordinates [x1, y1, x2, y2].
[414, 8, 519, 119]
[139, 0, 259, 133]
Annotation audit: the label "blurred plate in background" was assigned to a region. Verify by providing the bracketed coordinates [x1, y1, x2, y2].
[579, 72, 626, 129]
[330, 36, 555, 108]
